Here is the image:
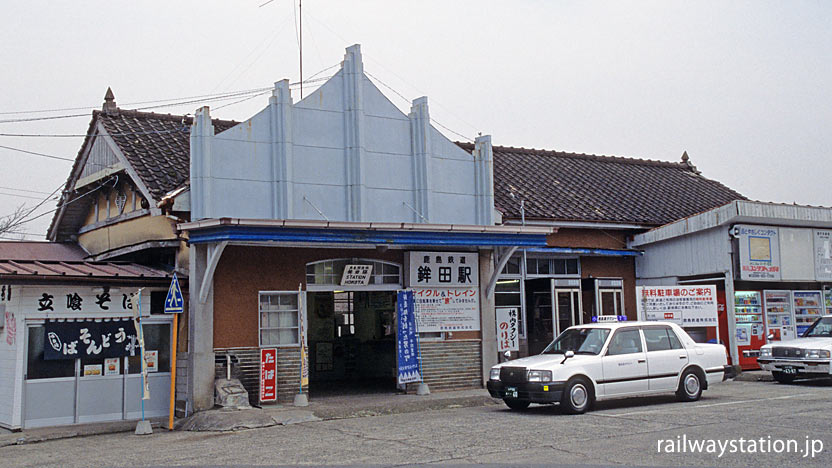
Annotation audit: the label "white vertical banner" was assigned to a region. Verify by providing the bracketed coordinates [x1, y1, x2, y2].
[495, 307, 519, 352]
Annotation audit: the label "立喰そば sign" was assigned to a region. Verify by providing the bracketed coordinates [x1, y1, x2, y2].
[340, 264, 373, 286]
[495, 307, 519, 352]
[636, 285, 718, 327]
[23, 286, 148, 316]
[408, 252, 478, 287]
[412, 287, 480, 333]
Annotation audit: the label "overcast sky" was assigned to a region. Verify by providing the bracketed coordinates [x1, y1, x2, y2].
[1, 1, 830, 241]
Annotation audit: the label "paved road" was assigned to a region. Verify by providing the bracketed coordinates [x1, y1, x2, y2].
[2, 379, 830, 467]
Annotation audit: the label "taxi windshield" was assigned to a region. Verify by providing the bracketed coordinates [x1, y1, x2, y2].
[542, 328, 610, 355]
[803, 317, 832, 338]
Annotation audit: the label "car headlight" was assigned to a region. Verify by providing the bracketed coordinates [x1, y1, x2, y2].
[490, 368, 501, 381]
[760, 348, 772, 357]
[528, 370, 553, 382]
[806, 349, 831, 359]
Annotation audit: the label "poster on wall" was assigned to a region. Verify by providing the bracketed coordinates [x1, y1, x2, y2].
[43, 319, 139, 360]
[412, 287, 480, 332]
[814, 230, 832, 281]
[259, 348, 277, 402]
[104, 358, 120, 376]
[736, 225, 781, 281]
[396, 290, 422, 384]
[145, 350, 158, 373]
[83, 364, 102, 376]
[495, 307, 519, 352]
[408, 252, 479, 287]
[636, 286, 718, 327]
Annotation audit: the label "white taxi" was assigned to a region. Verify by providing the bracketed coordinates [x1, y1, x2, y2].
[758, 315, 832, 384]
[487, 321, 732, 414]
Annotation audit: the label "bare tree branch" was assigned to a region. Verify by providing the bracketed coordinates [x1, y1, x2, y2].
[0, 205, 29, 236]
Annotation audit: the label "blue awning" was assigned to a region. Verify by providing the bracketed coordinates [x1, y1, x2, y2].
[524, 247, 642, 257]
[188, 226, 549, 247]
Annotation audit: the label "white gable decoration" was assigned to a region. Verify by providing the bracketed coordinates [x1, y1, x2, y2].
[190, 44, 494, 226]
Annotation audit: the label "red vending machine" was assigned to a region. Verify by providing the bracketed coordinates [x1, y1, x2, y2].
[734, 290, 765, 370]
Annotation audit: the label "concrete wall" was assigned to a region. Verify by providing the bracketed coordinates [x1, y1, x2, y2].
[191, 45, 493, 226]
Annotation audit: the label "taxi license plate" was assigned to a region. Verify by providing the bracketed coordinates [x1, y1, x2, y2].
[505, 387, 518, 398]
[781, 366, 798, 375]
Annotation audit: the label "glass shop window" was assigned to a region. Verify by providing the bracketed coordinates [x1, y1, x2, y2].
[127, 323, 171, 374]
[26, 326, 75, 380]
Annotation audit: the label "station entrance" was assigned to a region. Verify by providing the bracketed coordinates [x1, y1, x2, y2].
[306, 291, 398, 396]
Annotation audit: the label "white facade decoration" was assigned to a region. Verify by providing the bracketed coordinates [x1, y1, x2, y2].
[191, 44, 494, 225]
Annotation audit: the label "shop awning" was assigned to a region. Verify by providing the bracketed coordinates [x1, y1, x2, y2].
[524, 247, 643, 257]
[180, 218, 553, 247]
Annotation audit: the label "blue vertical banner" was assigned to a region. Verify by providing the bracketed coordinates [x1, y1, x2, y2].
[397, 290, 422, 384]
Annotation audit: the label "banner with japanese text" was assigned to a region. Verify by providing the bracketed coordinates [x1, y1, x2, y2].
[396, 290, 422, 384]
[43, 319, 139, 360]
[636, 285, 718, 327]
[495, 307, 519, 352]
[260, 348, 277, 402]
[412, 287, 480, 333]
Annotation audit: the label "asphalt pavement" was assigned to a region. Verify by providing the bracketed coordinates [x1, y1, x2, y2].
[1, 379, 830, 468]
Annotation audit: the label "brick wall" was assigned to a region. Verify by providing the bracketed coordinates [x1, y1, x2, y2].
[413, 340, 482, 392]
[215, 347, 307, 406]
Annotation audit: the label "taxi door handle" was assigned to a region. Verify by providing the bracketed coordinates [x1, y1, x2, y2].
[637, 359, 646, 364]
[679, 355, 688, 359]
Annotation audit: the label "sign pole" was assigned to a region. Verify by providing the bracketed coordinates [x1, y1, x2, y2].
[168, 312, 178, 430]
[162, 272, 185, 427]
[133, 289, 152, 435]
[293, 283, 309, 407]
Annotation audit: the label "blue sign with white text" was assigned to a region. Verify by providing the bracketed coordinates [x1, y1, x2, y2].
[164, 273, 184, 314]
[396, 290, 422, 384]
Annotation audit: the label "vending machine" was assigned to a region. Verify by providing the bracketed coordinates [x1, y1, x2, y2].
[734, 291, 765, 370]
[793, 291, 823, 336]
[763, 290, 796, 341]
[824, 289, 832, 315]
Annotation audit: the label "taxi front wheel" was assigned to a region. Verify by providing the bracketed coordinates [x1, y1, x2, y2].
[504, 398, 531, 410]
[560, 377, 593, 414]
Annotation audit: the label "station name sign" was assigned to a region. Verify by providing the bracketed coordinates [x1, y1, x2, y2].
[408, 252, 478, 287]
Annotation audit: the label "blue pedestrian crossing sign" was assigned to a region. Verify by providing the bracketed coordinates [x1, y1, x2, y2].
[164, 273, 184, 314]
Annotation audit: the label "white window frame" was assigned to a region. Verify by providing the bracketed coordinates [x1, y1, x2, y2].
[258, 290, 303, 348]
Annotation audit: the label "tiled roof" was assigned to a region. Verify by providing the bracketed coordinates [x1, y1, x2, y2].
[97, 108, 237, 201]
[458, 143, 746, 226]
[0, 241, 86, 261]
[0, 259, 171, 279]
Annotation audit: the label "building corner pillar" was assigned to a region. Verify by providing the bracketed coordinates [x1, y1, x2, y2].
[187, 243, 215, 412]
[479, 249, 497, 386]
